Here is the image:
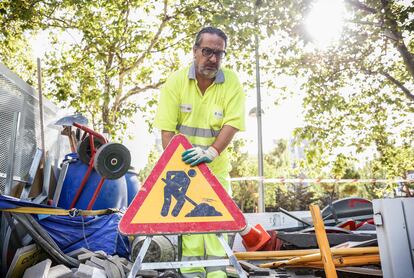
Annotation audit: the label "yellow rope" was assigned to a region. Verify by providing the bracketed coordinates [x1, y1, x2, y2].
[1, 207, 119, 216]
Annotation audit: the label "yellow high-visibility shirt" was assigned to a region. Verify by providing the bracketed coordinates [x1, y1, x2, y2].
[154, 63, 245, 177]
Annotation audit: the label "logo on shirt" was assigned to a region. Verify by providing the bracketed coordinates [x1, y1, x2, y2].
[180, 104, 192, 112]
[213, 110, 223, 119]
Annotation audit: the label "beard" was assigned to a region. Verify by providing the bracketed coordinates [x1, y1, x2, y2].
[197, 63, 219, 79]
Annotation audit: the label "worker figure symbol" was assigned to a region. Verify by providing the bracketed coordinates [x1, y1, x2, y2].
[161, 169, 222, 217]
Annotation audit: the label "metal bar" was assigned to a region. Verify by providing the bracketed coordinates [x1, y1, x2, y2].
[37, 58, 46, 162]
[20, 148, 43, 199]
[52, 161, 69, 206]
[1, 110, 20, 277]
[0, 173, 26, 183]
[310, 204, 338, 278]
[401, 199, 414, 269]
[253, 0, 264, 213]
[128, 236, 152, 278]
[5, 112, 20, 195]
[254, 37, 264, 213]
[32, 154, 52, 204]
[217, 233, 247, 278]
[73, 123, 107, 143]
[87, 177, 106, 210]
[127, 234, 244, 276]
[140, 259, 231, 270]
[27, 148, 43, 186]
[279, 207, 312, 227]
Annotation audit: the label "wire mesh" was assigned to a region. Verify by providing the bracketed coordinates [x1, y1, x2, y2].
[0, 63, 69, 194]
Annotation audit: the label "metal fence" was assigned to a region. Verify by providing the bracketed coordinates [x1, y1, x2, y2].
[0, 62, 69, 195]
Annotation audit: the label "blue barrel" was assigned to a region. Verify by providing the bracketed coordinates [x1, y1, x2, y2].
[58, 153, 128, 210]
[125, 167, 141, 206]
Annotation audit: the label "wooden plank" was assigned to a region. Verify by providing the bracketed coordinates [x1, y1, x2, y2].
[309, 204, 338, 278]
[236, 247, 378, 261]
[259, 247, 379, 268]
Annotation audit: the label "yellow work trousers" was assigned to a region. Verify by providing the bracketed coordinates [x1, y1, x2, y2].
[180, 174, 230, 278]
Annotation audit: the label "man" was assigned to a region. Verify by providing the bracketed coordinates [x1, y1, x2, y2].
[154, 26, 245, 278]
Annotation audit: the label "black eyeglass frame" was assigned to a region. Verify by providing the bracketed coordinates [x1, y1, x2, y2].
[197, 47, 227, 59]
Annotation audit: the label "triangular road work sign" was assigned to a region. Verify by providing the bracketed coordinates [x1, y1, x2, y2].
[119, 134, 246, 235]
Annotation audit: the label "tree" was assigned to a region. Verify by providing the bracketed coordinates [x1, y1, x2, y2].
[0, 0, 43, 83]
[215, 0, 414, 178]
[41, 0, 229, 138]
[283, 0, 414, 177]
[4, 0, 414, 182]
[1, 0, 234, 138]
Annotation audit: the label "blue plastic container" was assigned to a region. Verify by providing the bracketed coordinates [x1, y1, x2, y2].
[125, 168, 141, 206]
[58, 153, 128, 210]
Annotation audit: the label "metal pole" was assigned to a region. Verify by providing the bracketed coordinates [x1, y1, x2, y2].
[254, 1, 265, 213]
[5, 112, 20, 195]
[37, 58, 46, 162]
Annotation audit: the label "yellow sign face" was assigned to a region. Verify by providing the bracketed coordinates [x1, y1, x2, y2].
[119, 134, 246, 235]
[132, 144, 234, 223]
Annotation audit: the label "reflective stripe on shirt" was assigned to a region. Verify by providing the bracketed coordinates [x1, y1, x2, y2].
[177, 125, 220, 138]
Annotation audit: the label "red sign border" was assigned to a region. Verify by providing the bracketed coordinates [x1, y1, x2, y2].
[119, 134, 246, 235]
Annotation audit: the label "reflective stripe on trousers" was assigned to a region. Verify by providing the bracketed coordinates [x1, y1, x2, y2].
[180, 234, 227, 278]
[180, 256, 227, 278]
[180, 255, 206, 278]
[181, 272, 207, 278]
[205, 255, 227, 274]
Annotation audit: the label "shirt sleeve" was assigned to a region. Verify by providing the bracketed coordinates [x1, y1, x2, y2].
[154, 76, 179, 132]
[222, 74, 246, 131]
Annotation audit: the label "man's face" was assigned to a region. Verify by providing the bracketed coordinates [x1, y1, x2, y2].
[193, 33, 226, 80]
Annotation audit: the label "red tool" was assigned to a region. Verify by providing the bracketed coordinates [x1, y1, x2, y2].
[69, 123, 131, 209]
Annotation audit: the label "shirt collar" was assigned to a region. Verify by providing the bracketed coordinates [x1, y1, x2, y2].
[188, 63, 225, 84]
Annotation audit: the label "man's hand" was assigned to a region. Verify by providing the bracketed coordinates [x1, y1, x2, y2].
[182, 146, 218, 166]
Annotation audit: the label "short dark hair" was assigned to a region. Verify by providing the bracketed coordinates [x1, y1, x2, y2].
[194, 27, 228, 48]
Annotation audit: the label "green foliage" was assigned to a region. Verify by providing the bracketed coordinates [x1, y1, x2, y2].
[138, 146, 161, 183]
[214, 0, 414, 181]
[1, 0, 230, 139]
[41, 0, 225, 139]
[0, 35, 35, 84]
[228, 139, 258, 212]
[274, 183, 316, 211]
[229, 138, 312, 211]
[2, 0, 414, 202]
[288, 1, 414, 177]
[0, 0, 42, 83]
[263, 139, 292, 209]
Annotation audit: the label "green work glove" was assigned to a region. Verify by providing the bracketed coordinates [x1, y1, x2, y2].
[182, 146, 219, 166]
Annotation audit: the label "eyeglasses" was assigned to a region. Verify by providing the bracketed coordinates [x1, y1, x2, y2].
[198, 47, 226, 59]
